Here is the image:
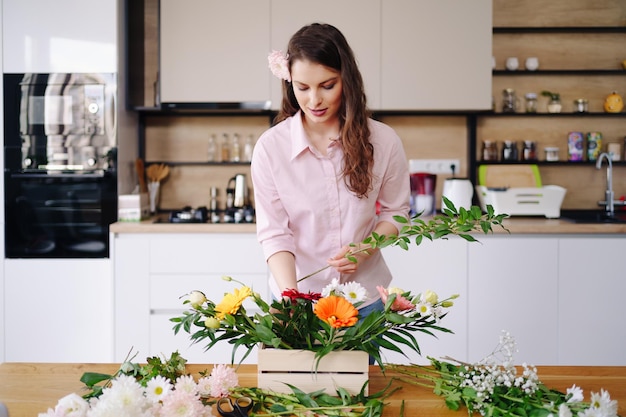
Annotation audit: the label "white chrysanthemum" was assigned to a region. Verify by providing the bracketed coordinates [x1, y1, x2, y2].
[87, 374, 151, 417]
[339, 281, 367, 304]
[566, 384, 584, 403]
[174, 375, 198, 395]
[557, 403, 573, 417]
[51, 392, 89, 417]
[589, 389, 618, 417]
[321, 278, 341, 297]
[196, 376, 212, 397]
[145, 375, 173, 403]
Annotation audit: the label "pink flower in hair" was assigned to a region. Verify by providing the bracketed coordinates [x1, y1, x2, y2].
[268, 50, 291, 81]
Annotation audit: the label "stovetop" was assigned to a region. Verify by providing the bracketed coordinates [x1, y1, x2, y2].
[168, 206, 208, 223]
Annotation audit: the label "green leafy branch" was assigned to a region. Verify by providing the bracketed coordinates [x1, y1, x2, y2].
[299, 198, 509, 282]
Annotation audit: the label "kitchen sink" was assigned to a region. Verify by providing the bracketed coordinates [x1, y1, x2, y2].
[560, 210, 626, 224]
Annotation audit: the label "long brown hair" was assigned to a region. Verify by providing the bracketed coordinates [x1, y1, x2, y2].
[274, 23, 374, 198]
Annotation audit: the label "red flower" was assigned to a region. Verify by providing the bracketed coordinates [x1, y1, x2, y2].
[281, 288, 322, 302]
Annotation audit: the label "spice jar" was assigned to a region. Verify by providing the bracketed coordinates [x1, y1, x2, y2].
[524, 93, 538, 113]
[573, 98, 588, 113]
[521, 140, 537, 161]
[501, 140, 519, 161]
[502, 88, 519, 113]
[482, 140, 498, 161]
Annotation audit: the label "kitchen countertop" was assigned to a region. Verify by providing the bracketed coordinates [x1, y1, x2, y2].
[110, 214, 626, 234]
[1, 362, 625, 417]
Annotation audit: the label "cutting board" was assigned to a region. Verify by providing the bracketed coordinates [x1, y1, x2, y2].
[478, 165, 542, 188]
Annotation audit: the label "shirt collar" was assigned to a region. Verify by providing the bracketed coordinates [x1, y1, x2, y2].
[289, 111, 342, 160]
[290, 111, 311, 160]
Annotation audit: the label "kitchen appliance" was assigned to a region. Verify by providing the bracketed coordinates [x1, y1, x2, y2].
[224, 174, 255, 223]
[168, 206, 208, 223]
[410, 173, 436, 216]
[442, 178, 473, 210]
[3, 73, 117, 258]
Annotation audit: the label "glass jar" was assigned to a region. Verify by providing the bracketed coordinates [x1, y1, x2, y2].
[482, 140, 498, 161]
[573, 98, 588, 113]
[501, 140, 519, 161]
[502, 88, 519, 113]
[522, 140, 537, 161]
[524, 93, 538, 113]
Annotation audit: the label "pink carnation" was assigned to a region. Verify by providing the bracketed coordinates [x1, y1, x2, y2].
[268, 50, 291, 81]
[377, 286, 415, 312]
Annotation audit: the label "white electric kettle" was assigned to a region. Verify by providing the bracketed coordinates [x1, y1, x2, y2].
[442, 178, 473, 210]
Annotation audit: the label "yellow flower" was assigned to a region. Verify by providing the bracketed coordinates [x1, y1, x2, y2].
[215, 286, 252, 320]
[314, 295, 359, 329]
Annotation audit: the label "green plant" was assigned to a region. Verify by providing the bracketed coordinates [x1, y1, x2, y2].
[541, 90, 561, 101]
[171, 199, 509, 369]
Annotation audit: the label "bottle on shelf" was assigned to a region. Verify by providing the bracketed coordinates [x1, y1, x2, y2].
[231, 133, 241, 162]
[220, 133, 231, 163]
[243, 134, 255, 162]
[207, 134, 217, 162]
[209, 186, 220, 223]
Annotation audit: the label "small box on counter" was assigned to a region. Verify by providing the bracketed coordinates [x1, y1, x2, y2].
[118, 193, 150, 222]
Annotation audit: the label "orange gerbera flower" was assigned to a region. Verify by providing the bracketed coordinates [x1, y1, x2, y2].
[215, 286, 252, 320]
[314, 295, 359, 329]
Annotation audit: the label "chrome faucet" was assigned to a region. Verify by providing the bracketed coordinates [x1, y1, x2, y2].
[596, 152, 614, 217]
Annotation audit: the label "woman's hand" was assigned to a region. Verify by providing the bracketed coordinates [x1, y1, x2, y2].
[327, 244, 373, 274]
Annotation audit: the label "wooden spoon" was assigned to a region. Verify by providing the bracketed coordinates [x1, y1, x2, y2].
[135, 158, 147, 192]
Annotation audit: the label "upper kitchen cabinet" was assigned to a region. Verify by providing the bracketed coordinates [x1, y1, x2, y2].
[159, 0, 271, 107]
[2, 0, 117, 73]
[269, 0, 381, 110]
[381, 0, 493, 110]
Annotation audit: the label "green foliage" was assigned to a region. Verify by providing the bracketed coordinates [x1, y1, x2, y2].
[79, 350, 189, 399]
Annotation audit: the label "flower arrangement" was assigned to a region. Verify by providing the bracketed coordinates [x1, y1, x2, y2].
[268, 50, 291, 81]
[172, 200, 508, 369]
[387, 331, 620, 417]
[173, 276, 458, 369]
[39, 351, 390, 417]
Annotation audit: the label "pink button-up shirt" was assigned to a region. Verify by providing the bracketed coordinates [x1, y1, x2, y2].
[251, 112, 410, 305]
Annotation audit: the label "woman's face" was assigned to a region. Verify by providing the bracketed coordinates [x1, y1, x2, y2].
[290, 59, 343, 126]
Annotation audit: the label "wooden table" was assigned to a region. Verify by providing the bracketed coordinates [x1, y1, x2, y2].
[1, 363, 625, 417]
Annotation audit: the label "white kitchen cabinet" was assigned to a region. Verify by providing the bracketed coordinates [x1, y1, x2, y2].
[2, 0, 117, 73]
[4, 259, 114, 362]
[159, 0, 271, 105]
[558, 236, 626, 365]
[467, 236, 560, 365]
[113, 232, 268, 364]
[381, 0, 492, 110]
[382, 238, 468, 364]
[269, 0, 381, 110]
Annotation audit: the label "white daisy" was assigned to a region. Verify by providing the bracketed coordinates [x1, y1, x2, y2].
[321, 278, 341, 297]
[145, 375, 173, 403]
[339, 281, 367, 304]
[589, 389, 618, 417]
[566, 384, 584, 403]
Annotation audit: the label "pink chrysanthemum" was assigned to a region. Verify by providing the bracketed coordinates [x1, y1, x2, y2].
[268, 50, 291, 81]
[206, 364, 239, 398]
[159, 389, 211, 417]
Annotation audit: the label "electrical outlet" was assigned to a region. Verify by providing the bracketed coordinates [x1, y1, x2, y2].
[409, 159, 461, 175]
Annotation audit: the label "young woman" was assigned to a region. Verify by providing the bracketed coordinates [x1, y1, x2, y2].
[251, 23, 410, 313]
